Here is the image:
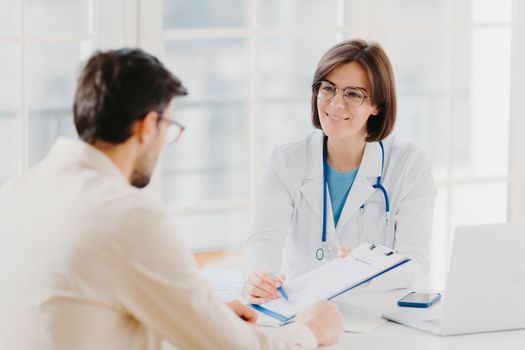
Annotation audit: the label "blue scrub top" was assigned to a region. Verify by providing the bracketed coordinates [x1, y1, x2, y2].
[326, 164, 359, 227]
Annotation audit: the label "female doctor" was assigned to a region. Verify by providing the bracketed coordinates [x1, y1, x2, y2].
[243, 39, 436, 304]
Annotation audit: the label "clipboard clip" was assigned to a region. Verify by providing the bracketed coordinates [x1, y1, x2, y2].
[369, 243, 395, 256]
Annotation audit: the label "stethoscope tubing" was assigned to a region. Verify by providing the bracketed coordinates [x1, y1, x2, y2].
[320, 136, 390, 247]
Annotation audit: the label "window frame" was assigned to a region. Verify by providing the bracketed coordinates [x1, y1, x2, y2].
[2, 0, 523, 288]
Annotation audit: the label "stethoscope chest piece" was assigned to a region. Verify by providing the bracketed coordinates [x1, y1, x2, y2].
[316, 244, 334, 261]
[316, 247, 324, 261]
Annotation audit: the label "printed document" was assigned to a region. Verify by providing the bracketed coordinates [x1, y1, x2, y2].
[251, 242, 410, 322]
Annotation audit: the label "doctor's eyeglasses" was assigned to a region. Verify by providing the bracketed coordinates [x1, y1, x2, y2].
[313, 80, 371, 107]
[159, 116, 185, 144]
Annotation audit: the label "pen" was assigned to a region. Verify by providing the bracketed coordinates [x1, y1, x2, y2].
[269, 272, 289, 301]
[277, 285, 289, 301]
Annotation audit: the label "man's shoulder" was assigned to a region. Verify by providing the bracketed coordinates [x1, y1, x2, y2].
[94, 187, 166, 226]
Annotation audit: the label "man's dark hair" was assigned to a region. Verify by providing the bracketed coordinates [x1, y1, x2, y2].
[73, 48, 187, 144]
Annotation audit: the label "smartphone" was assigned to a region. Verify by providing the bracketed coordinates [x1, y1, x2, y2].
[397, 292, 441, 308]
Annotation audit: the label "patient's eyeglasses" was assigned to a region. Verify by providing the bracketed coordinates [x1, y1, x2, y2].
[159, 116, 185, 144]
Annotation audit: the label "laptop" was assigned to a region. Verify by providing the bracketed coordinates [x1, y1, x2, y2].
[383, 223, 525, 336]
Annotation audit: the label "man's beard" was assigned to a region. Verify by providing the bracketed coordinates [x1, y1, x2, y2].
[130, 147, 157, 188]
[130, 168, 151, 188]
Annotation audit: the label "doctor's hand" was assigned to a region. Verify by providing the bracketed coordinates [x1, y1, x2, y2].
[337, 246, 350, 258]
[226, 300, 258, 324]
[244, 269, 286, 304]
[296, 301, 343, 347]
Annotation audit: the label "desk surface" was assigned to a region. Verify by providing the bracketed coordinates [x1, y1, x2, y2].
[198, 269, 525, 349]
[325, 289, 525, 350]
[331, 320, 525, 350]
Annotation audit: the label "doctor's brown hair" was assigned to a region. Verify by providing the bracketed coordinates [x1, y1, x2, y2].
[311, 39, 397, 142]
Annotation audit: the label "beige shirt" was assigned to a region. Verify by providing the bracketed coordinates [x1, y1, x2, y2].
[0, 137, 317, 350]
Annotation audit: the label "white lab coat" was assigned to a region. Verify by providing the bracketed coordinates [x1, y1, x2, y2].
[245, 130, 436, 290]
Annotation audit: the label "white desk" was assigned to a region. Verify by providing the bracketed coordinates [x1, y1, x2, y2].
[326, 289, 525, 350]
[330, 320, 525, 350]
[197, 269, 525, 349]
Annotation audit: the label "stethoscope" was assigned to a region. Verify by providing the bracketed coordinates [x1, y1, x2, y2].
[315, 136, 391, 261]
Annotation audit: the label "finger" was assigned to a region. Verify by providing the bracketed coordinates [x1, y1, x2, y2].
[249, 286, 276, 299]
[248, 295, 268, 304]
[277, 274, 286, 287]
[337, 247, 350, 258]
[240, 307, 258, 324]
[254, 271, 280, 290]
[246, 284, 274, 298]
[269, 292, 282, 300]
[250, 276, 278, 296]
[250, 274, 278, 295]
[337, 251, 348, 258]
[246, 281, 276, 299]
[230, 300, 258, 323]
[247, 274, 274, 294]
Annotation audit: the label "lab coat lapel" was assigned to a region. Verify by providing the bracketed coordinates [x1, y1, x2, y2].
[324, 189, 338, 244]
[336, 141, 382, 230]
[299, 132, 325, 224]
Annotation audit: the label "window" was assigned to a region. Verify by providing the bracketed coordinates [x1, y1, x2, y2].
[0, 0, 96, 183]
[0, 0, 134, 184]
[373, 0, 514, 287]
[1, 0, 523, 291]
[158, 0, 344, 252]
[154, 0, 521, 289]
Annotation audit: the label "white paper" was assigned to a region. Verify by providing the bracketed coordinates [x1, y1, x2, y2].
[260, 243, 409, 319]
[199, 268, 243, 301]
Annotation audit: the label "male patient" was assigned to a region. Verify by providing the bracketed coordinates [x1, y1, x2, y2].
[0, 49, 342, 349]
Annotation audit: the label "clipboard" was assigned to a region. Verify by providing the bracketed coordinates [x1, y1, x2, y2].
[250, 242, 411, 323]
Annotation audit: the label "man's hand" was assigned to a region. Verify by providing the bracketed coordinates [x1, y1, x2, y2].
[226, 300, 258, 324]
[296, 301, 343, 347]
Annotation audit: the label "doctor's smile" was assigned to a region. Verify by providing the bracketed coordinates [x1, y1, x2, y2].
[324, 112, 351, 122]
